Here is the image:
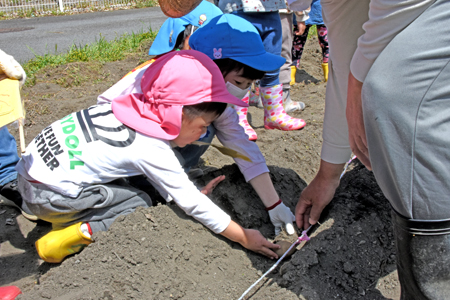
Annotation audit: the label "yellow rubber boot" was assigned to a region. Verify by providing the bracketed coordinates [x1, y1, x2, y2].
[290, 65, 296, 85]
[35, 222, 92, 263]
[322, 63, 329, 82]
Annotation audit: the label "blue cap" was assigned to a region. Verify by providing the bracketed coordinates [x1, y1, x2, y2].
[149, 0, 223, 55]
[188, 14, 285, 72]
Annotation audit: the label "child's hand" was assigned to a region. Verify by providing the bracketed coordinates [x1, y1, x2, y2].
[220, 221, 281, 259]
[295, 21, 307, 36]
[200, 175, 225, 196]
[241, 229, 281, 259]
[268, 202, 296, 235]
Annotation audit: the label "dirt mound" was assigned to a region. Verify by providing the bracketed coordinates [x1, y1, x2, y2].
[18, 165, 396, 300]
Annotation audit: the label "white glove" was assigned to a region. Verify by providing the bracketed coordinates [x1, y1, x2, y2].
[268, 202, 295, 236]
[0, 49, 26, 87]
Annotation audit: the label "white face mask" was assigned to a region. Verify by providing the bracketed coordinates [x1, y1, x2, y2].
[226, 81, 249, 100]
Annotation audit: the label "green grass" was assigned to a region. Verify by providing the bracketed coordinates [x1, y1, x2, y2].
[307, 25, 317, 39]
[21, 22, 313, 87]
[22, 29, 157, 86]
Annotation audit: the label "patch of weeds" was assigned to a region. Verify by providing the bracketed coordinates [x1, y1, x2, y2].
[92, 71, 112, 84]
[40, 93, 56, 99]
[135, 0, 157, 8]
[54, 64, 90, 88]
[24, 100, 50, 117]
[23, 29, 156, 87]
[308, 26, 318, 39]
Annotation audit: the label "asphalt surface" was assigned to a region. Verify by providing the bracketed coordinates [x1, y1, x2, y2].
[0, 7, 168, 63]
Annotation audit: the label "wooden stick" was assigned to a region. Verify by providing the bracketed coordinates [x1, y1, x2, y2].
[19, 118, 25, 153]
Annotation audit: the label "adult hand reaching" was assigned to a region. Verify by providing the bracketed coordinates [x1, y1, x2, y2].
[295, 160, 343, 229]
[346, 72, 371, 170]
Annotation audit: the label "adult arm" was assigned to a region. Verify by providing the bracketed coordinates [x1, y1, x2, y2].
[346, 72, 370, 169]
[346, 1, 433, 168]
[350, 0, 434, 82]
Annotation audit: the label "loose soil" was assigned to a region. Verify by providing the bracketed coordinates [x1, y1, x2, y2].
[0, 37, 401, 299]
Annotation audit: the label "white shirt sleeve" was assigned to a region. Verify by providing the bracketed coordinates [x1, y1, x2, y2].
[350, 0, 434, 82]
[136, 140, 231, 234]
[214, 107, 269, 182]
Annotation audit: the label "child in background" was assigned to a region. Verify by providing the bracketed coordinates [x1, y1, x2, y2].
[113, 0, 222, 80]
[148, 0, 222, 56]
[15, 51, 283, 263]
[279, 5, 307, 113]
[291, 0, 329, 82]
[99, 14, 297, 242]
[218, 0, 306, 132]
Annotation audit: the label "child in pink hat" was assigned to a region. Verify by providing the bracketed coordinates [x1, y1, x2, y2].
[99, 15, 298, 243]
[15, 51, 281, 264]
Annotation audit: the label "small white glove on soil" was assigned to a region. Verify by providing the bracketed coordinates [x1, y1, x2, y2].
[268, 202, 296, 235]
[0, 49, 26, 87]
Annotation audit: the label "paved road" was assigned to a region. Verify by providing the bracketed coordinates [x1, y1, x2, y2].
[0, 7, 167, 63]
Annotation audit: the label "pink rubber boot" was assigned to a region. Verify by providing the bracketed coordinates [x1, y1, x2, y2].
[232, 91, 258, 141]
[261, 84, 306, 131]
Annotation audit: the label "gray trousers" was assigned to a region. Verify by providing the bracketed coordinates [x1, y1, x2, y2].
[18, 175, 152, 233]
[279, 12, 294, 91]
[363, 0, 450, 220]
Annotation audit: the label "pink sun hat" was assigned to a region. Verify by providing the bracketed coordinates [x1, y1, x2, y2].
[112, 50, 247, 140]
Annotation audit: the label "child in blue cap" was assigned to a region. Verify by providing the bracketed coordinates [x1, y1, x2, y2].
[217, 0, 306, 132]
[189, 14, 305, 135]
[99, 14, 298, 239]
[149, 0, 222, 56]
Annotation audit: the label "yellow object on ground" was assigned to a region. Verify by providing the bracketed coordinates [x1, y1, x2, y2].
[0, 78, 26, 152]
[35, 222, 92, 263]
[322, 63, 329, 82]
[290, 66, 296, 85]
[0, 78, 23, 127]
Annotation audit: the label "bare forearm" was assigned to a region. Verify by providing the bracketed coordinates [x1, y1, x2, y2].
[220, 220, 246, 245]
[249, 173, 279, 207]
